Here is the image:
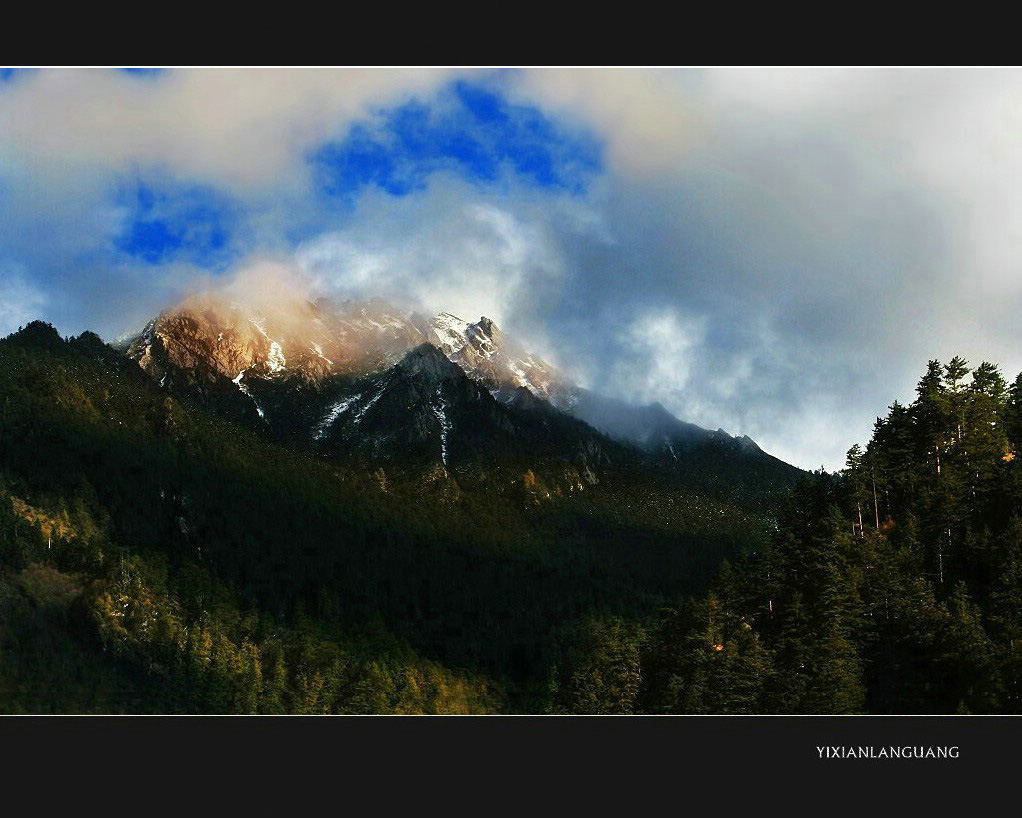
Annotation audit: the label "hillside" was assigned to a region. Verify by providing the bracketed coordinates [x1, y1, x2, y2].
[0, 320, 796, 712]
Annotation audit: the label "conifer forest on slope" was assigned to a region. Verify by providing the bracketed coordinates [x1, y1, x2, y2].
[2, 322, 1021, 713]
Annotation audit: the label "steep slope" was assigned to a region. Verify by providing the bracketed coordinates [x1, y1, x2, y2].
[315, 343, 513, 470]
[312, 344, 611, 494]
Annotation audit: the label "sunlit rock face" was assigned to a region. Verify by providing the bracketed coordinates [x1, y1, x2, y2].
[126, 287, 573, 400]
[125, 294, 441, 387]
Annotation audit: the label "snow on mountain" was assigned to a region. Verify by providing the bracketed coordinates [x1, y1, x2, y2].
[232, 368, 266, 420]
[430, 385, 453, 467]
[425, 311, 566, 403]
[266, 341, 286, 374]
[430, 312, 474, 357]
[124, 293, 769, 460]
[313, 394, 359, 440]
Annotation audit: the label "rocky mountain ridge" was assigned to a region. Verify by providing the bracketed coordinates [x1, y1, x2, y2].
[122, 293, 769, 466]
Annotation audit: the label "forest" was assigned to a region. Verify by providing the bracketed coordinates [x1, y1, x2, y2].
[2, 320, 1020, 713]
[600, 356, 1022, 714]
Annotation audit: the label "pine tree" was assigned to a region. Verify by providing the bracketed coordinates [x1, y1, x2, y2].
[767, 590, 810, 712]
[944, 581, 1000, 713]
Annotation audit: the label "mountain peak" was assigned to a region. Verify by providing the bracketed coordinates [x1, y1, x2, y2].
[124, 293, 443, 391]
[427, 310, 565, 403]
[5, 320, 64, 350]
[398, 342, 464, 383]
[736, 434, 762, 453]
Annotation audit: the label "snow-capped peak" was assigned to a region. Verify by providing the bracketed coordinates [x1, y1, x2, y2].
[425, 311, 566, 403]
[430, 312, 473, 356]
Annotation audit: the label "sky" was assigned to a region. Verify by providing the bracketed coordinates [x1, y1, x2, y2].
[2, 66, 1022, 471]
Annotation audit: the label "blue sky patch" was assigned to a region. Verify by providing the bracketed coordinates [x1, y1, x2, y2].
[118, 67, 167, 78]
[313, 80, 602, 200]
[114, 180, 236, 268]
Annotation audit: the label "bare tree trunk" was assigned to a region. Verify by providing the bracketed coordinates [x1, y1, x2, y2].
[939, 525, 951, 588]
[871, 470, 881, 529]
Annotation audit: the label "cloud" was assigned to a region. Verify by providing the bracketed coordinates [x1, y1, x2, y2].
[511, 68, 708, 177]
[0, 67, 465, 190]
[0, 262, 46, 336]
[610, 308, 706, 409]
[0, 70, 599, 343]
[4, 67, 1022, 472]
[294, 179, 581, 341]
[491, 68, 1022, 469]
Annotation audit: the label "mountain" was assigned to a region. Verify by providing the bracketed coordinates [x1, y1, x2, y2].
[0, 293, 802, 714]
[121, 293, 798, 504]
[419, 309, 769, 461]
[125, 294, 435, 383]
[7, 317, 1020, 715]
[0, 318, 790, 714]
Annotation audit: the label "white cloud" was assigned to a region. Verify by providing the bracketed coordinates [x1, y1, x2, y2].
[0, 67, 465, 191]
[295, 180, 575, 338]
[504, 68, 1022, 469]
[512, 67, 708, 177]
[611, 308, 706, 409]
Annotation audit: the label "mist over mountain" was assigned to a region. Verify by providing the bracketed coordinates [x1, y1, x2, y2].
[120, 286, 792, 487]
